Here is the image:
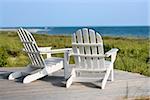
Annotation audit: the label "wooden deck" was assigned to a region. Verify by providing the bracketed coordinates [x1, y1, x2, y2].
[0, 66, 149, 100]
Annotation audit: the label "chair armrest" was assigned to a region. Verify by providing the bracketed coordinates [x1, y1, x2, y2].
[105, 48, 119, 63]
[105, 48, 119, 57]
[39, 47, 72, 58]
[38, 47, 52, 53]
[50, 48, 72, 54]
[39, 48, 72, 54]
[72, 54, 105, 58]
[38, 47, 52, 58]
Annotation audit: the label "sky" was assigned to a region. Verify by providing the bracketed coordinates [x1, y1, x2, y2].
[0, 0, 149, 27]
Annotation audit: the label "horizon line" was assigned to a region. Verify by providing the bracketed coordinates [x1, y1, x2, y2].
[0, 25, 150, 28]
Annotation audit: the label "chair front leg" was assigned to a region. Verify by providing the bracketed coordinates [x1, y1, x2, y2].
[64, 51, 71, 79]
[111, 52, 117, 63]
[8, 65, 36, 80]
[101, 68, 111, 89]
[9, 71, 24, 80]
[111, 65, 114, 81]
[23, 68, 47, 84]
[66, 69, 76, 88]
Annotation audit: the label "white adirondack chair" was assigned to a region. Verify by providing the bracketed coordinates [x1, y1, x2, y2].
[65, 28, 118, 89]
[8, 28, 71, 83]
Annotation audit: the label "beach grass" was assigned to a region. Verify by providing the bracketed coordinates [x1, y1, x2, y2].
[0, 31, 149, 76]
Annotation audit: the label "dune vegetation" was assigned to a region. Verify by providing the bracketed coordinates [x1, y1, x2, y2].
[0, 31, 149, 76]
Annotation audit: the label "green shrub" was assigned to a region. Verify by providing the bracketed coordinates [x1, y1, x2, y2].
[0, 46, 8, 67]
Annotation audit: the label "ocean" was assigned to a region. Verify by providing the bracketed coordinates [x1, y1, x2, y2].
[37, 26, 150, 38]
[1, 26, 150, 38]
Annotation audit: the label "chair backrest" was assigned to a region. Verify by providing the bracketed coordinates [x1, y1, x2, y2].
[18, 28, 45, 68]
[72, 28, 105, 70]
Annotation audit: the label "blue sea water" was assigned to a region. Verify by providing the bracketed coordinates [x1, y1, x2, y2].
[1, 26, 150, 38]
[36, 26, 149, 38]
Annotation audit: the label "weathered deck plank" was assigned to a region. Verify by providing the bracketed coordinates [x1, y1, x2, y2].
[0, 67, 149, 100]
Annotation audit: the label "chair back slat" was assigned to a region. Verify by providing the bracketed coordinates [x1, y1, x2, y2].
[25, 29, 45, 66]
[18, 28, 45, 68]
[76, 29, 86, 68]
[89, 29, 99, 69]
[82, 28, 92, 69]
[72, 28, 105, 70]
[20, 29, 40, 66]
[18, 29, 36, 65]
[96, 32, 105, 69]
[72, 33, 80, 66]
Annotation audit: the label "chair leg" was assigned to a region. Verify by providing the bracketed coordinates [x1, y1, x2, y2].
[111, 68, 114, 81]
[101, 69, 111, 89]
[24, 63, 63, 84]
[9, 62, 63, 83]
[46, 62, 63, 77]
[8, 72, 24, 80]
[23, 68, 47, 84]
[8, 66, 36, 80]
[46, 62, 63, 74]
[66, 69, 76, 88]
